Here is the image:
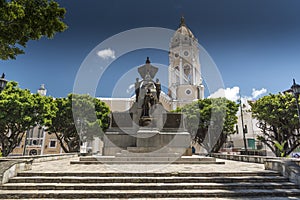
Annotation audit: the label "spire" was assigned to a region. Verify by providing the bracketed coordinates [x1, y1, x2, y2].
[179, 16, 185, 27]
[146, 57, 151, 64]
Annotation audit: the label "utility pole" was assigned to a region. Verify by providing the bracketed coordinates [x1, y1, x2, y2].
[239, 93, 248, 154]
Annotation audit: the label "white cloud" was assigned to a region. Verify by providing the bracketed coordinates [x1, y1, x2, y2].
[208, 86, 240, 102]
[209, 87, 267, 102]
[97, 48, 116, 60]
[252, 88, 267, 99]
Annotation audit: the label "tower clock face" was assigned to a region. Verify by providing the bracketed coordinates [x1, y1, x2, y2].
[184, 51, 189, 56]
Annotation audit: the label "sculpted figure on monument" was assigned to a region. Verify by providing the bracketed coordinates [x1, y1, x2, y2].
[135, 78, 140, 102]
[155, 78, 161, 102]
[142, 89, 154, 117]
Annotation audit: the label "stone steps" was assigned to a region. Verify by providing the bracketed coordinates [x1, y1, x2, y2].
[80, 155, 216, 161]
[0, 182, 297, 190]
[6, 176, 289, 184]
[75, 155, 222, 164]
[116, 150, 180, 157]
[4, 198, 300, 200]
[70, 160, 225, 164]
[3, 196, 299, 200]
[1, 171, 300, 199]
[1, 189, 300, 199]
[16, 171, 281, 177]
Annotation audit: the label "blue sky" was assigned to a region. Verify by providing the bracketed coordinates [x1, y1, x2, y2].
[1, 0, 300, 99]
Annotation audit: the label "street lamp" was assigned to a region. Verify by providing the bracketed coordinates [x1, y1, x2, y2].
[0, 73, 8, 92]
[291, 79, 300, 124]
[239, 93, 248, 154]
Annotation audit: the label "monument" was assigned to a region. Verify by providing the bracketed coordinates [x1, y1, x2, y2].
[102, 57, 191, 157]
[75, 18, 222, 164]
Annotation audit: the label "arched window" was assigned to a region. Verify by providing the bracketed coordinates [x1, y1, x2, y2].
[184, 65, 190, 76]
[184, 65, 192, 83]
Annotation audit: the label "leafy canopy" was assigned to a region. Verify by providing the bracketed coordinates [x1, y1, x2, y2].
[0, 0, 67, 60]
[251, 93, 300, 157]
[0, 81, 57, 156]
[48, 94, 110, 153]
[176, 98, 238, 153]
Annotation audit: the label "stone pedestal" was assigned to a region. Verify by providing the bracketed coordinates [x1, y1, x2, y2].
[103, 112, 191, 156]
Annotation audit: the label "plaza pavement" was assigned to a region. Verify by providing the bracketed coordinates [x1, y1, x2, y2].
[30, 156, 265, 173]
[7, 156, 298, 200]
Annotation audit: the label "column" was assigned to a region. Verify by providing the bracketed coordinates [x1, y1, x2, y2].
[179, 58, 183, 84]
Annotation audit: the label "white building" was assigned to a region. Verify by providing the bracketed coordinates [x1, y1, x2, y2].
[227, 101, 274, 156]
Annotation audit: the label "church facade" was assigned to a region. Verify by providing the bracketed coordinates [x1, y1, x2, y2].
[100, 17, 205, 112]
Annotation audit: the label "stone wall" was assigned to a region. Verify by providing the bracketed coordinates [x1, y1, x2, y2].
[211, 153, 300, 187]
[0, 153, 77, 184]
[265, 159, 300, 186]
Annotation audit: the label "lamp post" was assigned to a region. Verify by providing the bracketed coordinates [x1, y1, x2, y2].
[239, 93, 248, 154]
[291, 79, 300, 125]
[0, 73, 8, 92]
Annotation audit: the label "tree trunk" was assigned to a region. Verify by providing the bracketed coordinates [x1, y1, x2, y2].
[54, 132, 69, 153]
[211, 132, 227, 153]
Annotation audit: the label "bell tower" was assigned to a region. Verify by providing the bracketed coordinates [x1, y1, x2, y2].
[168, 17, 204, 108]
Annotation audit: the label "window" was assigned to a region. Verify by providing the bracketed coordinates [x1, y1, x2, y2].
[49, 140, 57, 148]
[185, 89, 191, 95]
[184, 65, 191, 76]
[183, 65, 192, 83]
[29, 149, 38, 155]
[184, 51, 189, 56]
[32, 140, 38, 145]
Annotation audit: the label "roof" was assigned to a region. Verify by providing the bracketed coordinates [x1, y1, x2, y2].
[174, 16, 195, 39]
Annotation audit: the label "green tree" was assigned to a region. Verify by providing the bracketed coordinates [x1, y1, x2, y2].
[47, 96, 77, 153]
[48, 94, 110, 153]
[0, 82, 57, 157]
[176, 98, 238, 153]
[251, 93, 300, 157]
[0, 0, 67, 60]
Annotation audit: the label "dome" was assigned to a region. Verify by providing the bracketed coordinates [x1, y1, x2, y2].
[174, 16, 195, 39]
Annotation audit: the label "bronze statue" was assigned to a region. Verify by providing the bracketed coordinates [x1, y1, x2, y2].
[142, 89, 154, 117]
[155, 78, 161, 102]
[135, 78, 140, 102]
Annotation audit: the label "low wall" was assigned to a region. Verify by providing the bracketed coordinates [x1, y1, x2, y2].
[265, 159, 300, 186]
[0, 153, 77, 184]
[211, 153, 300, 187]
[211, 153, 274, 164]
[5, 153, 78, 163]
[0, 159, 32, 184]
